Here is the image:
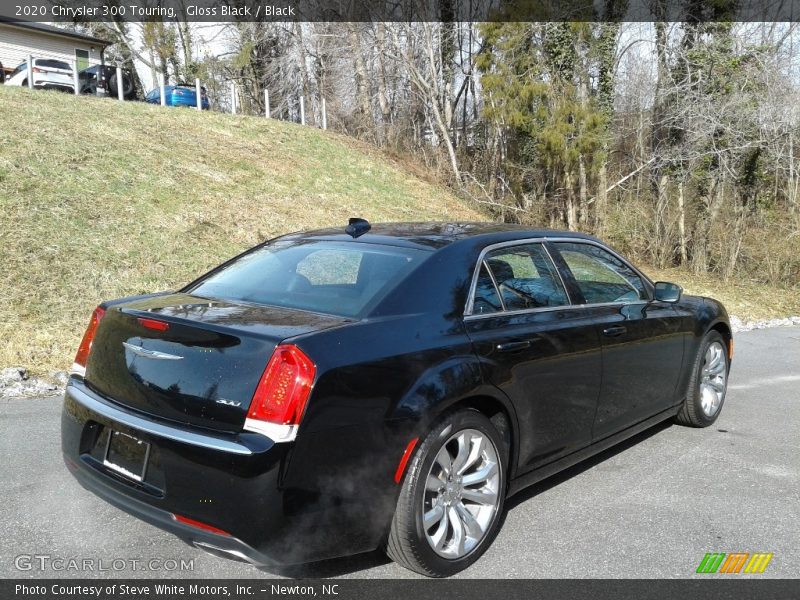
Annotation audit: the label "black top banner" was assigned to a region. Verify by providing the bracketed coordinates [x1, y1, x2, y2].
[2, 0, 800, 22]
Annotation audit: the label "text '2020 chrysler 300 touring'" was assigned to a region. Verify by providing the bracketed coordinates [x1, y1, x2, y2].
[61, 220, 732, 577]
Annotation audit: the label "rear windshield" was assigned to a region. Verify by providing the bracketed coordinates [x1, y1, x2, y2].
[186, 240, 429, 317]
[36, 59, 70, 70]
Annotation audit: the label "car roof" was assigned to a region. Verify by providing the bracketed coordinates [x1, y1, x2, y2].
[283, 222, 598, 251]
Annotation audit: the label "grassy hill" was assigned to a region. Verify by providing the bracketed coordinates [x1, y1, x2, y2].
[0, 86, 482, 374]
[1, 86, 797, 377]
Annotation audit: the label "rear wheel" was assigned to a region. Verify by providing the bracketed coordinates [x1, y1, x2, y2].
[108, 72, 133, 99]
[675, 330, 729, 427]
[386, 410, 507, 577]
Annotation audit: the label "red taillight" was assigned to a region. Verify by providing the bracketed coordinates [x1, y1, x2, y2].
[137, 317, 169, 331]
[172, 514, 231, 537]
[73, 306, 105, 370]
[32, 67, 44, 73]
[248, 345, 315, 426]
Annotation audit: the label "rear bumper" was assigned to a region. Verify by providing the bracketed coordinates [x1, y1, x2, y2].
[34, 81, 73, 92]
[61, 378, 389, 565]
[169, 96, 209, 109]
[64, 451, 271, 565]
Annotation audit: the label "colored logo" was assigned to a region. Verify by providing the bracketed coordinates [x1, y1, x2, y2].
[696, 552, 773, 574]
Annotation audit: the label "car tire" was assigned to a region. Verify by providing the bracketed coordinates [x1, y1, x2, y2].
[386, 409, 508, 577]
[675, 330, 730, 427]
[108, 72, 133, 99]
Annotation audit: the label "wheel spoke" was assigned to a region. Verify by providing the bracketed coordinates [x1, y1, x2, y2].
[448, 506, 466, 556]
[430, 507, 449, 550]
[461, 486, 497, 506]
[426, 474, 443, 492]
[450, 432, 472, 474]
[435, 447, 453, 478]
[456, 502, 484, 540]
[709, 360, 726, 376]
[462, 461, 497, 487]
[708, 345, 722, 369]
[458, 434, 484, 475]
[423, 503, 446, 529]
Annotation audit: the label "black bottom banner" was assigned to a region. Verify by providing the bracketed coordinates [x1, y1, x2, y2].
[3, 579, 800, 600]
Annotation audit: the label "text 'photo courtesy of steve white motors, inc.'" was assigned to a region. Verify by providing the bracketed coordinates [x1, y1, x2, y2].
[13, 583, 342, 598]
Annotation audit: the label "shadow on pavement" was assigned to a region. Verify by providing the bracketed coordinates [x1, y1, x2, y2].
[255, 419, 675, 578]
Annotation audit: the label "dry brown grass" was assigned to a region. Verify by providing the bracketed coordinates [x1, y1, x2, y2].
[1, 86, 795, 377]
[642, 266, 800, 321]
[0, 86, 482, 374]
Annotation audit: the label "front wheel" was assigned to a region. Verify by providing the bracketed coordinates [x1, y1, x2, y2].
[386, 409, 507, 577]
[675, 330, 730, 427]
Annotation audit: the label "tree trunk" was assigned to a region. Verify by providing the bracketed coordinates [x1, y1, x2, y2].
[295, 23, 316, 126]
[578, 153, 588, 226]
[565, 167, 577, 230]
[347, 23, 373, 134]
[654, 174, 669, 268]
[595, 163, 608, 235]
[677, 179, 688, 265]
[375, 23, 392, 144]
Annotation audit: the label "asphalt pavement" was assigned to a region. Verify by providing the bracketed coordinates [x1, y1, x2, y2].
[1, 327, 798, 579]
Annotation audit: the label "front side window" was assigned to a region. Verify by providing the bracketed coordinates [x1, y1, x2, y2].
[480, 243, 569, 311]
[553, 242, 646, 304]
[187, 241, 428, 318]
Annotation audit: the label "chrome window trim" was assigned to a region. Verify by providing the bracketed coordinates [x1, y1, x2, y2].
[482, 259, 506, 312]
[463, 236, 653, 318]
[542, 243, 573, 306]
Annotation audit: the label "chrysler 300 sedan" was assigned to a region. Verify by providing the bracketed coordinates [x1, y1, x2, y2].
[62, 220, 732, 577]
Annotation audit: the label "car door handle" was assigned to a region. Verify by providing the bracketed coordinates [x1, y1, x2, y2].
[496, 340, 532, 353]
[602, 325, 627, 337]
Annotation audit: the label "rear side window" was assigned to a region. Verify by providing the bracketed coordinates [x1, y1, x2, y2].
[187, 241, 428, 317]
[478, 243, 569, 311]
[553, 242, 646, 304]
[36, 59, 70, 70]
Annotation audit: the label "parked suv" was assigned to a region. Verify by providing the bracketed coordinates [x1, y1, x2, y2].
[79, 65, 136, 100]
[5, 58, 74, 92]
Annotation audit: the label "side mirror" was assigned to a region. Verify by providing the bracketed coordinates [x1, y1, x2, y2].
[654, 281, 682, 303]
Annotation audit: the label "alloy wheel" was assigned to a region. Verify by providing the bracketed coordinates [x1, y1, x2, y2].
[422, 428, 501, 559]
[700, 341, 727, 417]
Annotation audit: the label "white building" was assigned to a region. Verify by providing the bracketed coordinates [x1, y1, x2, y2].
[0, 20, 111, 77]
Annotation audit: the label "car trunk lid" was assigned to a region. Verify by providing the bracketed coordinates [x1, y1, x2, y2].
[85, 293, 348, 432]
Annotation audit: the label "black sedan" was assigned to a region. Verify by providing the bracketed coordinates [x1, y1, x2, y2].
[61, 220, 732, 577]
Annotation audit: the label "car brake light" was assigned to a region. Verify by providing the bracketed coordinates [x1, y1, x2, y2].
[244, 345, 316, 442]
[72, 306, 106, 374]
[172, 514, 231, 537]
[138, 317, 169, 331]
[32, 67, 44, 73]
